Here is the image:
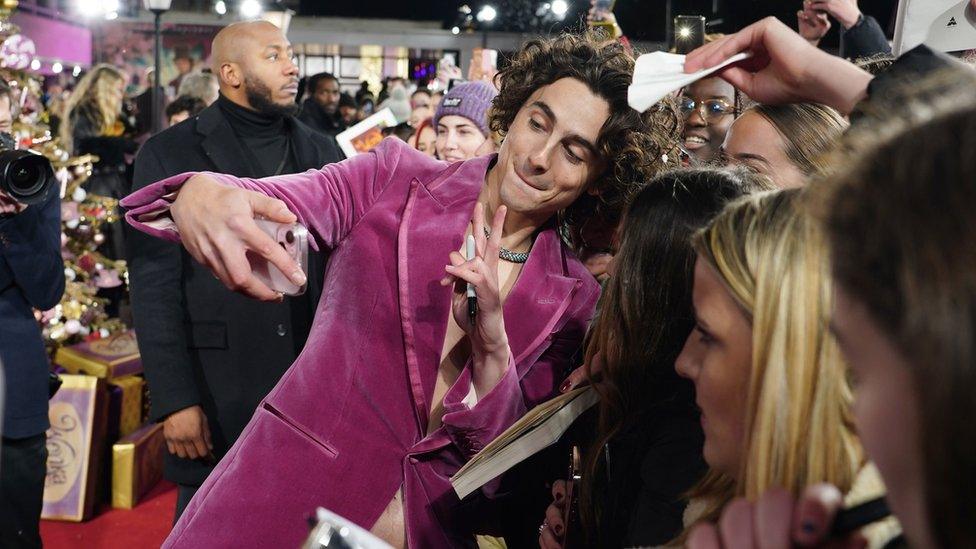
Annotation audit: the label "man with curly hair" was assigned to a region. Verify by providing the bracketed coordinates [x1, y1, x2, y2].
[122, 32, 679, 548]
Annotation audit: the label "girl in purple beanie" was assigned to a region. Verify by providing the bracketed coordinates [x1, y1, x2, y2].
[433, 80, 499, 162]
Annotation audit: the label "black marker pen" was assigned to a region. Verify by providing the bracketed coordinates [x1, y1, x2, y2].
[466, 234, 477, 326]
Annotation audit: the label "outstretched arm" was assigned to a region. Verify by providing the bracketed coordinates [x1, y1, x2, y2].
[122, 138, 404, 301]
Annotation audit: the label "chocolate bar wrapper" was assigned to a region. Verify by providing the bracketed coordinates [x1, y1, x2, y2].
[42, 375, 109, 522]
[55, 331, 142, 379]
[111, 423, 165, 509]
[107, 376, 144, 441]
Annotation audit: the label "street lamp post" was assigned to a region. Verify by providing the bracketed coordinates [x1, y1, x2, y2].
[143, 0, 172, 135]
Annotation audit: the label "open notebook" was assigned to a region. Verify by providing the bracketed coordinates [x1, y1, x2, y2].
[451, 386, 599, 500]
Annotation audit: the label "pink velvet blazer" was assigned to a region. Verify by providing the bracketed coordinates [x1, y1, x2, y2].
[122, 137, 600, 548]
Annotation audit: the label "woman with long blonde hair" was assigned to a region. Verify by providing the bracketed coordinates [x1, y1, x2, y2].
[62, 64, 128, 152]
[62, 64, 136, 261]
[672, 189, 897, 546]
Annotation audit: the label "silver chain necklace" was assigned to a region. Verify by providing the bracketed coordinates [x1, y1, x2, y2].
[483, 227, 530, 264]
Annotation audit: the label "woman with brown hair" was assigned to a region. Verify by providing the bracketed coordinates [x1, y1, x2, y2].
[538, 167, 767, 548]
[722, 102, 847, 188]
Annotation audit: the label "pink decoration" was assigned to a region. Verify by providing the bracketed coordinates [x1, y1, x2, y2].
[1, 34, 36, 70]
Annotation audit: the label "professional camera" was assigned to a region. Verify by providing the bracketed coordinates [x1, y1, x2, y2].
[0, 132, 55, 205]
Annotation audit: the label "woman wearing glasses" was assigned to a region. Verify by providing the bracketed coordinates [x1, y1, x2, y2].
[680, 77, 741, 164]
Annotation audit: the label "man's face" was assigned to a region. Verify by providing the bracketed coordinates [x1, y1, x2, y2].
[314, 78, 340, 114]
[239, 24, 300, 115]
[493, 77, 609, 221]
[0, 95, 13, 134]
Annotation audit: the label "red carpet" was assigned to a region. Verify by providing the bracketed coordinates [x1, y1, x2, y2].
[40, 481, 176, 549]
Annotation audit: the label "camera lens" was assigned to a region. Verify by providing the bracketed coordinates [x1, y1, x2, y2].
[11, 162, 40, 188]
[8, 157, 45, 195]
[0, 150, 55, 205]
[285, 230, 295, 244]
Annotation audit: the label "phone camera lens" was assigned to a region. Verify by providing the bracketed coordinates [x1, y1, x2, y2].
[285, 230, 295, 244]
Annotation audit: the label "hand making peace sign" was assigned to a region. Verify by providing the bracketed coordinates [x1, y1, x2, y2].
[441, 202, 510, 360]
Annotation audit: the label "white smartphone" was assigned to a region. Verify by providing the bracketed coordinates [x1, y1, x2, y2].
[249, 218, 309, 296]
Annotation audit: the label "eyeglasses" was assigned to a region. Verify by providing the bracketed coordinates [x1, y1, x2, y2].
[679, 97, 735, 122]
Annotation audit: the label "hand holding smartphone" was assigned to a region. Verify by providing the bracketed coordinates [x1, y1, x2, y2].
[249, 219, 309, 296]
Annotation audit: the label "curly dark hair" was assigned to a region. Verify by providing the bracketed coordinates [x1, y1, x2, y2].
[490, 33, 682, 249]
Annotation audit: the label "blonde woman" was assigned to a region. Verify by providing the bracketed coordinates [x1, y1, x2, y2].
[62, 64, 136, 259]
[672, 189, 899, 546]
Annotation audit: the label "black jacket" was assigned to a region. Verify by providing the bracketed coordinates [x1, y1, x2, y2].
[124, 102, 342, 485]
[840, 14, 892, 60]
[297, 98, 346, 137]
[0, 191, 64, 439]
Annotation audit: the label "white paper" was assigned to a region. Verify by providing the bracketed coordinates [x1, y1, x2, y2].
[627, 51, 750, 113]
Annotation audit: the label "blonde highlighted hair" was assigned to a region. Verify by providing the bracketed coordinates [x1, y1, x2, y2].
[61, 64, 126, 151]
[683, 189, 863, 528]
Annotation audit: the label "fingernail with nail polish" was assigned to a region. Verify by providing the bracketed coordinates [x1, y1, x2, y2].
[559, 379, 573, 393]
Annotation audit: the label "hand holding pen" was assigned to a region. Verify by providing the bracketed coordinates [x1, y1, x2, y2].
[441, 202, 511, 362]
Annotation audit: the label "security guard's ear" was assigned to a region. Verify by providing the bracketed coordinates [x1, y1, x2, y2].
[219, 62, 243, 89]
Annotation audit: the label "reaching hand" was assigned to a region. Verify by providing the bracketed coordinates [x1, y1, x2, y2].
[684, 16, 873, 114]
[798, 7, 831, 44]
[170, 174, 306, 301]
[807, 0, 862, 29]
[687, 484, 867, 549]
[163, 405, 213, 461]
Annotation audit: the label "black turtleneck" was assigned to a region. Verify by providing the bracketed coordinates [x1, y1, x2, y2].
[217, 94, 296, 177]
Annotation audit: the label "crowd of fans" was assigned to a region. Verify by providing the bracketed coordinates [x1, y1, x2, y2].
[3, 0, 976, 547]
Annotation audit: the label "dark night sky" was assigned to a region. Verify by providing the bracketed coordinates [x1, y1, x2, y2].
[298, 0, 897, 45]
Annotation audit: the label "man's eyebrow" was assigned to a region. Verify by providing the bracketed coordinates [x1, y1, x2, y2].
[529, 101, 599, 155]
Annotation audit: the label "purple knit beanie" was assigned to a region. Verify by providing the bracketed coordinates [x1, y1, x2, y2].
[433, 80, 498, 137]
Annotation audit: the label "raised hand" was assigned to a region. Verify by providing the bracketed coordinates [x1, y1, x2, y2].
[684, 16, 873, 114]
[798, 6, 831, 44]
[441, 202, 512, 395]
[807, 0, 862, 29]
[170, 174, 306, 301]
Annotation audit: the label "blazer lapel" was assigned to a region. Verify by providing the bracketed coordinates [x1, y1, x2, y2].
[397, 158, 489, 436]
[196, 104, 258, 178]
[502, 227, 579, 375]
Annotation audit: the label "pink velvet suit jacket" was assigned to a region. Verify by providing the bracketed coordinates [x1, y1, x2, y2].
[122, 137, 600, 548]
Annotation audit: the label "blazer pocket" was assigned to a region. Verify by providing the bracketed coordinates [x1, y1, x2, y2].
[261, 402, 339, 459]
[185, 321, 228, 350]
